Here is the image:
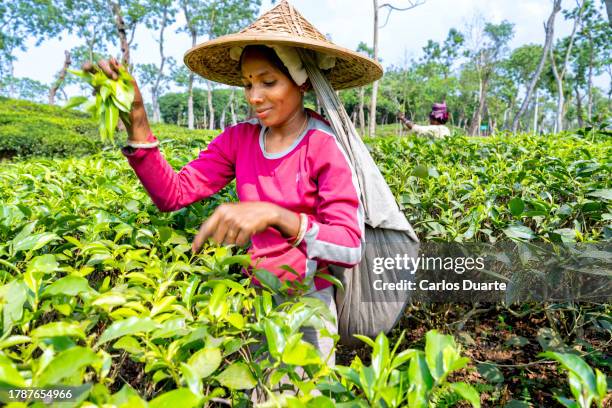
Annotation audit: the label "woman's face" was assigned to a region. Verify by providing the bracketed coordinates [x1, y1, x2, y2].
[240, 48, 303, 128]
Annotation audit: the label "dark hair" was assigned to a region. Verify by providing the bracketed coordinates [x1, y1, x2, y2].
[239, 45, 293, 83]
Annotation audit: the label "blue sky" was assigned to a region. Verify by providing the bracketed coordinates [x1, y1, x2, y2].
[12, 0, 608, 98]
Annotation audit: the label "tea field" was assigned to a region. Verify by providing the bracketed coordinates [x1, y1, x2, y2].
[0, 98, 610, 407]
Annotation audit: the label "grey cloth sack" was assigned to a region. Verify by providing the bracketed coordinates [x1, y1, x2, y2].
[300, 51, 420, 346]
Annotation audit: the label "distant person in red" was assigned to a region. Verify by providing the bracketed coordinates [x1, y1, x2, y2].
[398, 102, 450, 138]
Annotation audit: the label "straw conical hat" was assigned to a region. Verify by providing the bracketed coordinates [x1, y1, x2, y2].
[184, 0, 382, 90]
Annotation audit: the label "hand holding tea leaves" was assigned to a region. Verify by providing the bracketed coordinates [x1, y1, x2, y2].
[65, 58, 150, 145]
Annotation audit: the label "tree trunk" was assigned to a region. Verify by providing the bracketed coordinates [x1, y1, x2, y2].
[369, 0, 379, 137]
[187, 32, 197, 129]
[229, 89, 237, 125]
[207, 80, 215, 129]
[574, 83, 584, 128]
[151, 6, 169, 123]
[605, 0, 612, 26]
[49, 50, 71, 105]
[109, 1, 130, 67]
[550, 0, 584, 133]
[586, 34, 594, 121]
[550, 52, 565, 132]
[502, 107, 509, 130]
[511, 0, 560, 133]
[220, 106, 226, 130]
[358, 86, 365, 136]
[533, 89, 539, 134]
[469, 75, 488, 136]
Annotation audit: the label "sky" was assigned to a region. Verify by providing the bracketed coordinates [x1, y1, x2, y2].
[11, 0, 609, 98]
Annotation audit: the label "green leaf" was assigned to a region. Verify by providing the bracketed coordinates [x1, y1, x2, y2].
[539, 352, 597, 395]
[425, 330, 458, 382]
[413, 164, 429, 179]
[96, 317, 158, 346]
[31, 322, 85, 340]
[36, 346, 99, 386]
[43, 275, 93, 297]
[104, 99, 120, 142]
[216, 362, 257, 390]
[263, 319, 286, 359]
[207, 283, 228, 320]
[0, 280, 28, 334]
[449, 382, 481, 408]
[503, 224, 536, 241]
[64, 96, 88, 109]
[227, 313, 245, 329]
[11, 230, 59, 254]
[282, 334, 322, 366]
[111, 81, 134, 113]
[27, 254, 60, 274]
[109, 384, 146, 406]
[407, 353, 432, 408]
[371, 332, 390, 378]
[254, 269, 282, 292]
[586, 189, 612, 200]
[508, 197, 525, 216]
[0, 354, 26, 386]
[149, 388, 200, 408]
[180, 362, 203, 398]
[187, 348, 222, 379]
[113, 336, 143, 355]
[555, 396, 579, 408]
[595, 368, 607, 398]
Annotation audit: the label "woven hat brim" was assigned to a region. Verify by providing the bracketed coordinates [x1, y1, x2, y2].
[183, 33, 383, 90]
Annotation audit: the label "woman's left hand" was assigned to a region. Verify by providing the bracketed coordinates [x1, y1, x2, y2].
[191, 202, 280, 252]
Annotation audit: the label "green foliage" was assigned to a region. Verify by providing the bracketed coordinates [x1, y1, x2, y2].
[0, 97, 98, 158]
[66, 66, 136, 144]
[0, 98, 220, 159]
[540, 351, 609, 408]
[367, 129, 611, 242]
[0, 98, 609, 405]
[328, 330, 480, 407]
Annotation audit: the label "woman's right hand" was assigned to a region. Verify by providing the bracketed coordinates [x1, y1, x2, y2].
[82, 57, 152, 143]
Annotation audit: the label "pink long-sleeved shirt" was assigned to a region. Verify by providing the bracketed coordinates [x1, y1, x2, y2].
[122, 111, 363, 290]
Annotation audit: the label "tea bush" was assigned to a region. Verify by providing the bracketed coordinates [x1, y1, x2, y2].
[0, 99, 609, 406]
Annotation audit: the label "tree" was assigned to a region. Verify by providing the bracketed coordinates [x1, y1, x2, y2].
[356, 41, 373, 136]
[0, 76, 49, 103]
[63, 0, 114, 63]
[465, 19, 514, 135]
[369, 0, 425, 137]
[0, 1, 65, 94]
[106, 0, 149, 69]
[550, 0, 585, 132]
[179, 0, 261, 130]
[48, 50, 72, 105]
[511, 0, 560, 133]
[573, 1, 612, 121]
[141, 0, 177, 123]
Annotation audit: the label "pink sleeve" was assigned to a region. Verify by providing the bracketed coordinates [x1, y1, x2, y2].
[122, 130, 236, 212]
[302, 134, 363, 267]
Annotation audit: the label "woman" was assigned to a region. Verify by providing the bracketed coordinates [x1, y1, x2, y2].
[398, 102, 451, 138]
[83, 1, 383, 366]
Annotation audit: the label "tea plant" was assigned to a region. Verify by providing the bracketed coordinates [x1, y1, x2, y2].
[540, 351, 609, 408]
[66, 65, 135, 144]
[0, 99, 610, 406]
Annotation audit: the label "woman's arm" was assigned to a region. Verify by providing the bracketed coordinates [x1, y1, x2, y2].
[302, 133, 363, 268]
[123, 128, 236, 212]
